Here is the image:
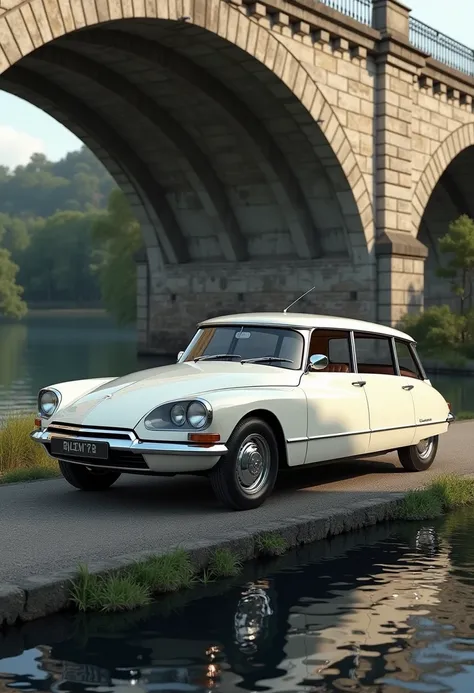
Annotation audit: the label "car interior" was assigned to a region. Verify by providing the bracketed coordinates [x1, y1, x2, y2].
[308, 329, 421, 379]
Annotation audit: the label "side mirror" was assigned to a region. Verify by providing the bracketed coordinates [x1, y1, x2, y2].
[177, 350, 184, 362]
[308, 354, 328, 372]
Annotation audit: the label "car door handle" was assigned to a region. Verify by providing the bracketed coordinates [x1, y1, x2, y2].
[402, 384, 414, 391]
[352, 381, 366, 387]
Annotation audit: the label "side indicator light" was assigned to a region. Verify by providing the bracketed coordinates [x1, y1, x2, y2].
[188, 433, 221, 444]
[34, 418, 41, 429]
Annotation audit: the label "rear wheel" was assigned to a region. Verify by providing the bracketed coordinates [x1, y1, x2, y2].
[59, 460, 121, 491]
[210, 417, 279, 511]
[398, 435, 439, 472]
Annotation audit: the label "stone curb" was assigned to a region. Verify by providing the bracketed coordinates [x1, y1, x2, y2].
[0, 490, 408, 629]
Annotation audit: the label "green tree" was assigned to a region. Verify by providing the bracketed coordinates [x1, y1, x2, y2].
[0, 249, 27, 319]
[0, 213, 30, 254]
[17, 210, 102, 303]
[399, 304, 467, 356]
[437, 214, 474, 319]
[92, 189, 143, 325]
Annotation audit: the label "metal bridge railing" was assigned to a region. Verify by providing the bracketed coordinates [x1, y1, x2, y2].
[408, 17, 474, 78]
[317, 0, 372, 27]
[316, 1, 474, 80]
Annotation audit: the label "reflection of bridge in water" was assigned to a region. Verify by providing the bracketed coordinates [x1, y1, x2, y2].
[1, 519, 473, 693]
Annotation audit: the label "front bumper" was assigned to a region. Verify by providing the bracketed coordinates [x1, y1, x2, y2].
[447, 412, 456, 424]
[30, 425, 228, 474]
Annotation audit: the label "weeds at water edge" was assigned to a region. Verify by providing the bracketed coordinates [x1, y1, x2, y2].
[256, 532, 288, 557]
[208, 548, 242, 578]
[396, 474, 474, 521]
[127, 549, 196, 593]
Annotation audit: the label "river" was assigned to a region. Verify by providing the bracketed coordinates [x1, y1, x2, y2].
[1, 508, 474, 692]
[1, 310, 473, 416]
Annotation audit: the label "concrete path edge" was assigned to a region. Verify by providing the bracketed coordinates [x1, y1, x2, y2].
[0, 490, 410, 629]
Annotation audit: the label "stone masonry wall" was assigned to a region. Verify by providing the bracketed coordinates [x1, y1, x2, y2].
[140, 260, 375, 353]
[2, 0, 474, 352]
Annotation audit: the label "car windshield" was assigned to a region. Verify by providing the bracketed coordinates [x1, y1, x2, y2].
[181, 326, 305, 370]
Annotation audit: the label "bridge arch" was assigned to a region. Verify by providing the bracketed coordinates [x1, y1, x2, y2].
[413, 123, 474, 237]
[0, 0, 373, 278]
[414, 123, 474, 309]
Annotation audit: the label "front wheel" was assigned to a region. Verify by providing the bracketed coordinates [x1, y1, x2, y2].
[59, 460, 121, 491]
[398, 435, 439, 472]
[210, 418, 279, 511]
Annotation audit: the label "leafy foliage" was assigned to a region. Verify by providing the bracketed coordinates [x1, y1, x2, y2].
[92, 189, 143, 325]
[398, 305, 468, 355]
[436, 214, 474, 317]
[0, 146, 142, 323]
[399, 214, 474, 361]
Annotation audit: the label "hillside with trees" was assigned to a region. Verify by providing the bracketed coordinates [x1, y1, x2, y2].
[0, 146, 142, 325]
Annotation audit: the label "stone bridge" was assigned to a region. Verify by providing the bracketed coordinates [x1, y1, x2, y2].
[0, 0, 473, 353]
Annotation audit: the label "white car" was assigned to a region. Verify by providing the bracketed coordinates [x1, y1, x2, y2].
[31, 311, 454, 511]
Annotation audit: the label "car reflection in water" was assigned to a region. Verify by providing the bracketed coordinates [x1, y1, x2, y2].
[42, 581, 276, 693]
[234, 580, 274, 655]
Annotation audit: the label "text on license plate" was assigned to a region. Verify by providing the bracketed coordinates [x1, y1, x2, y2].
[50, 437, 109, 459]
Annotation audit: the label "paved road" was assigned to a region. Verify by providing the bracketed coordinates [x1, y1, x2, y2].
[0, 422, 472, 583]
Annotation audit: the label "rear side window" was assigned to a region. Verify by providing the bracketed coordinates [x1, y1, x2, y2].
[354, 334, 395, 375]
[308, 329, 353, 373]
[395, 340, 424, 380]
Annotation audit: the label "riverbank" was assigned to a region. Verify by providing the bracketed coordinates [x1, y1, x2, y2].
[0, 420, 473, 628]
[0, 490, 409, 627]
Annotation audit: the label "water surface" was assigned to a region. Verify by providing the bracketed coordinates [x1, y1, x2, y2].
[0, 310, 473, 415]
[1, 509, 474, 692]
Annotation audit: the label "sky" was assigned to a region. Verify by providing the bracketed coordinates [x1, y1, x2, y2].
[0, 0, 471, 169]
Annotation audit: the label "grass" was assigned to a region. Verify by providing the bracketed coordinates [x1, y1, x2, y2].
[256, 532, 288, 557]
[456, 411, 474, 420]
[207, 548, 242, 577]
[0, 412, 59, 482]
[127, 549, 196, 592]
[68, 474, 474, 615]
[397, 474, 474, 521]
[70, 564, 151, 613]
[1, 466, 59, 484]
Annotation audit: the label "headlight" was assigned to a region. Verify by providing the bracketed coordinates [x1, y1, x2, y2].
[144, 399, 212, 431]
[38, 389, 60, 417]
[170, 403, 186, 427]
[187, 401, 208, 429]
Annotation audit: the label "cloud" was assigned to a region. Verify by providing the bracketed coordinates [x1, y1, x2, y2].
[0, 124, 46, 170]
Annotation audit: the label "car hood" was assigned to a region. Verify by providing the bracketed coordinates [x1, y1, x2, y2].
[52, 361, 301, 428]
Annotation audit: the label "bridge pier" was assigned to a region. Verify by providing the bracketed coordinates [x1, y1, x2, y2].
[1, 0, 472, 353]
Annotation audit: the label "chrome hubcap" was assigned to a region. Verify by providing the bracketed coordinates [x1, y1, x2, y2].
[416, 437, 434, 460]
[236, 434, 270, 495]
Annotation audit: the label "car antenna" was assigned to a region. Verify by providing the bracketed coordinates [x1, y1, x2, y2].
[283, 286, 315, 313]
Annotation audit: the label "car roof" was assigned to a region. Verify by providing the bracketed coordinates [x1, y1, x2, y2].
[198, 312, 414, 342]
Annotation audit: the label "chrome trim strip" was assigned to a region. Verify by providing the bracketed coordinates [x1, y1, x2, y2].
[48, 423, 136, 440]
[286, 419, 449, 444]
[30, 429, 228, 457]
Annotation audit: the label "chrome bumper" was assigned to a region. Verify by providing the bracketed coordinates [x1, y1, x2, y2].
[447, 412, 456, 424]
[30, 428, 228, 457]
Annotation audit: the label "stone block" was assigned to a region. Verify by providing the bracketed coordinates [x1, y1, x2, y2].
[313, 29, 330, 45]
[0, 584, 25, 626]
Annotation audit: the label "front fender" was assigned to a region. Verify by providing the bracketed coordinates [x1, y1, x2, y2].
[134, 387, 308, 467]
[205, 388, 307, 442]
[40, 378, 117, 424]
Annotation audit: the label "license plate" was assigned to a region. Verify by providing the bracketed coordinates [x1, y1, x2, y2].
[50, 437, 109, 460]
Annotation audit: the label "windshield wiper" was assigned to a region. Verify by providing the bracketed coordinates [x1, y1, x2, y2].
[194, 353, 242, 362]
[241, 356, 294, 365]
